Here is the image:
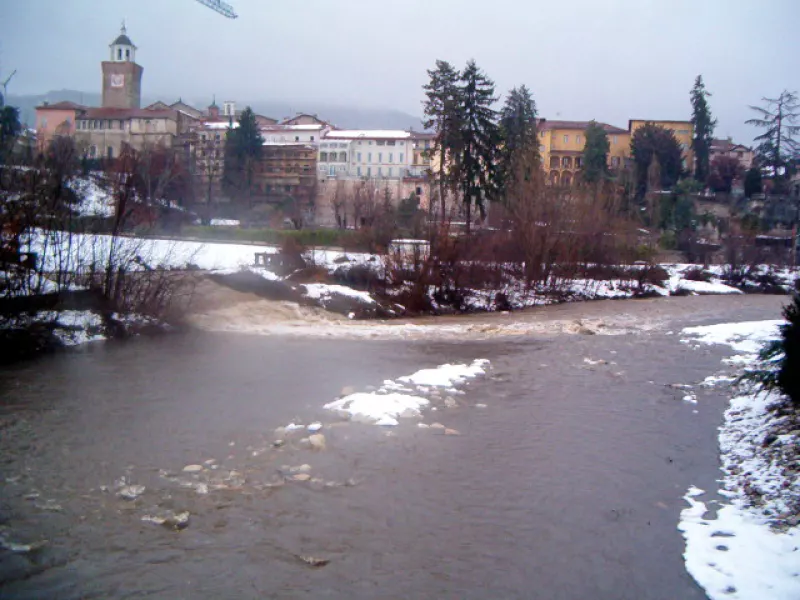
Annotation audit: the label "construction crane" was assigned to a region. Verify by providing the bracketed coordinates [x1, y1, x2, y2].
[194, 0, 238, 18]
[1, 70, 17, 106]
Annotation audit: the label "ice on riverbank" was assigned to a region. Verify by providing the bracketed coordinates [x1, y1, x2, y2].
[680, 486, 800, 600]
[679, 319, 800, 600]
[324, 359, 490, 426]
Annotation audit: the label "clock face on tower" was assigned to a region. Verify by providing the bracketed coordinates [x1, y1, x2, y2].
[110, 74, 125, 88]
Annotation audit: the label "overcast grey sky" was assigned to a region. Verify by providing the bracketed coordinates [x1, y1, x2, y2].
[2, 0, 798, 143]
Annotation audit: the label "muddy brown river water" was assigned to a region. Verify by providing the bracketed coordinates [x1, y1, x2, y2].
[0, 295, 787, 599]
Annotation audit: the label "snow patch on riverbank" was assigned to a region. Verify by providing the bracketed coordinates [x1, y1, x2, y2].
[324, 359, 489, 426]
[679, 319, 800, 600]
[301, 283, 376, 305]
[682, 320, 783, 354]
[679, 486, 800, 600]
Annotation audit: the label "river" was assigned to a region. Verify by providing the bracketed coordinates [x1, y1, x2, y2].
[0, 295, 787, 599]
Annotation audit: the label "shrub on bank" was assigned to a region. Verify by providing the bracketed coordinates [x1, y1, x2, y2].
[745, 281, 800, 407]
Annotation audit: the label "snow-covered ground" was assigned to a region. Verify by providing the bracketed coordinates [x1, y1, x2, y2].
[679, 319, 800, 600]
[21, 229, 278, 276]
[324, 359, 490, 426]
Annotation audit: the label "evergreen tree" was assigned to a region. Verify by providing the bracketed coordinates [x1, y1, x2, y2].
[631, 123, 683, 198]
[744, 165, 762, 198]
[690, 75, 716, 183]
[746, 90, 800, 192]
[457, 60, 500, 233]
[581, 121, 610, 183]
[423, 60, 462, 224]
[498, 85, 538, 199]
[0, 104, 21, 163]
[223, 106, 264, 198]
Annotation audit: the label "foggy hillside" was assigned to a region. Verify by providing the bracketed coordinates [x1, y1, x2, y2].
[8, 90, 425, 131]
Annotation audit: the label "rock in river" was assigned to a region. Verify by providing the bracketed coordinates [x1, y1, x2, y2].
[182, 464, 204, 473]
[118, 485, 146, 500]
[309, 434, 326, 451]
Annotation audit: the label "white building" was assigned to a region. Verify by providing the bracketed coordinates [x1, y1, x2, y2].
[261, 123, 328, 144]
[320, 130, 420, 180]
[318, 138, 352, 178]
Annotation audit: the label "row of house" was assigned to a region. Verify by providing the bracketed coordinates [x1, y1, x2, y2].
[33, 25, 756, 226]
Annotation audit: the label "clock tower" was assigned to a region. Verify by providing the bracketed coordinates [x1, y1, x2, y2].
[101, 23, 143, 109]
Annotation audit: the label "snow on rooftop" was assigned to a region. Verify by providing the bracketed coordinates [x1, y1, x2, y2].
[203, 121, 238, 130]
[324, 130, 412, 140]
[285, 124, 326, 130]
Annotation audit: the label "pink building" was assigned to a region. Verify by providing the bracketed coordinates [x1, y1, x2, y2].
[34, 101, 85, 148]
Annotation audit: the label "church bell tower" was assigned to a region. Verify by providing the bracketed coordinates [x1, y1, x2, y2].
[101, 23, 143, 109]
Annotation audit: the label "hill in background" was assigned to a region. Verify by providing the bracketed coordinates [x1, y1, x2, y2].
[8, 90, 425, 131]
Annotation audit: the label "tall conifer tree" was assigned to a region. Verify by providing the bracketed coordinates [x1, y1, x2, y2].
[457, 60, 500, 233]
[690, 75, 716, 183]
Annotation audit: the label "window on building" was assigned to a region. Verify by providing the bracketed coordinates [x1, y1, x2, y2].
[612, 136, 618, 145]
[540, 131, 545, 138]
[117, 48, 122, 60]
[310, 136, 315, 141]
[377, 140, 386, 146]
[378, 167, 383, 176]
[563, 135, 569, 143]
[378, 153, 383, 162]
[389, 153, 393, 163]
[320, 151, 328, 162]
[399, 153, 404, 163]
[295, 136, 300, 142]
[89, 145, 97, 158]
[329, 165, 336, 176]
[737, 151, 744, 158]
[368, 152, 372, 162]
[576, 135, 582, 145]
[387, 140, 395, 146]
[678, 129, 689, 135]
[388, 167, 393, 177]
[424, 141, 431, 149]
[125, 49, 130, 60]
[539, 144, 545, 152]
[339, 152, 347, 162]
[107, 147, 114, 160]
[367, 167, 371, 176]
[357, 166, 362, 176]
[357, 152, 362, 162]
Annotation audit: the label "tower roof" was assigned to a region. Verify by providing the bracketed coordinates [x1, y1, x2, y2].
[112, 33, 134, 46]
[110, 22, 135, 47]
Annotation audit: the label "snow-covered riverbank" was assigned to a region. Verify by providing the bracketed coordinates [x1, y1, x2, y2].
[679, 320, 800, 600]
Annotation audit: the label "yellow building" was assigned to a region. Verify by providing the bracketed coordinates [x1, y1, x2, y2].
[628, 119, 694, 173]
[538, 120, 630, 185]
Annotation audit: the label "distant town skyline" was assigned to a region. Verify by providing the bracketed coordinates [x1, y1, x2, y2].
[3, 0, 799, 145]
